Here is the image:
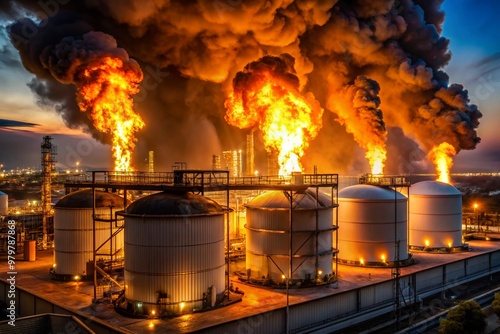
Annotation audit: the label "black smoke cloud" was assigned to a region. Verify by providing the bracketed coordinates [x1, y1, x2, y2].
[1, 0, 482, 173]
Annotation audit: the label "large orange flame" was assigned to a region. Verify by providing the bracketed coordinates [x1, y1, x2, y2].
[366, 145, 386, 175]
[428, 142, 456, 184]
[76, 57, 144, 171]
[225, 79, 323, 176]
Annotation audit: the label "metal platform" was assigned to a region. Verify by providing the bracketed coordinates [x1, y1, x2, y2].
[64, 170, 339, 193]
[62, 170, 340, 305]
[358, 174, 411, 187]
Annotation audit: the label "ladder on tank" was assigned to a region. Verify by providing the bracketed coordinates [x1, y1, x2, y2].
[93, 213, 125, 301]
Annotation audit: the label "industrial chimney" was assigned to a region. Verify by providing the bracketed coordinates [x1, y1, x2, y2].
[246, 130, 255, 176]
[41, 135, 56, 250]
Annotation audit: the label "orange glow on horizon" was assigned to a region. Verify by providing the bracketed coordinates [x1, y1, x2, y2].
[428, 142, 456, 184]
[225, 77, 323, 177]
[77, 57, 144, 171]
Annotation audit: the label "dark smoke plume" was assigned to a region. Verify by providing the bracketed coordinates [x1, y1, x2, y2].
[329, 75, 387, 172]
[225, 54, 323, 175]
[2, 0, 482, 173]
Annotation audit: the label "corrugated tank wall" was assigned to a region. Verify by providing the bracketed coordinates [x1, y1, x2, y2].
[338, 185, 408, 265]
[245, 204, 333, 281]
[0, 192, 7, 215]
[124, 214, 225, 311]
[409, 181, 463, 248]
[53, 207, 124, 276]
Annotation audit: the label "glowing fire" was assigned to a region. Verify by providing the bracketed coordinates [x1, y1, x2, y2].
[77, 57, 144, 171]
[428, 142, 456, 184]
[366, 145, 386, 175]
[225, 79, 322, 176]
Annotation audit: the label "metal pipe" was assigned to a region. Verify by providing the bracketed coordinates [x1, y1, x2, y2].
[226, 171, 230, 302]
[287, 190, 292, 334]
[110, 205, 113, 264]
[315, 187, 319, 281]
[92, 172, 97, 302]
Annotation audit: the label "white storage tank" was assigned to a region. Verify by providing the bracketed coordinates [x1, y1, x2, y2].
[338, 185, 409, 266]
[409, 181, 463, 250]
[53, 190, 125, 278]
[117, 191, 226, 316]
[245, 189, 337, 283]
[0, 191, 8, 215]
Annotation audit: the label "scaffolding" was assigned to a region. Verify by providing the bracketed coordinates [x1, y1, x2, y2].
[359, 174, 411, 331]
[64, 170, 339, 307]
[41, 136, 56, 250]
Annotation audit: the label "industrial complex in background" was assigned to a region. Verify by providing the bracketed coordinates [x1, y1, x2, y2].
[0, 136, 499, 333]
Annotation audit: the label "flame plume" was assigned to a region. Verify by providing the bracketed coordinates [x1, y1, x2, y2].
[77, 56, 144, 171]
[366, 145, 386, 175]
[428, 142, 456, 184]
[331, 76, 387, 175]
[225, 55, 323, 176]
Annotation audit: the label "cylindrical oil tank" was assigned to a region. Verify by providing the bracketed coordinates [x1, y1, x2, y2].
[338, 185, 409, 266]
[245, 189, 336, 282]
[53, 190, 125, 277]
[409, 181, 463, 249]
[0, 191, 8, 215]
[119, 192, 226, 315]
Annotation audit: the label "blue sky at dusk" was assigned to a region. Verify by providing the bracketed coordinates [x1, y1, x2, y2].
[440, 0, 500, 171]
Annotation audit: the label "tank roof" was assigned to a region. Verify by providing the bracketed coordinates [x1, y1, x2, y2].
[124, 191, 224, 215]
[339, 184, 406, 201]
[245, 188, 335, 209]
[54, 189, 125, 209]
[410, 181, 461, 196]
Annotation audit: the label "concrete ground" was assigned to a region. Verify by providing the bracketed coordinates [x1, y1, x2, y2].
[1, 240, 500, 333]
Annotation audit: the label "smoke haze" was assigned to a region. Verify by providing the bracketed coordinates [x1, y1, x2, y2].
[1, 0, 481, 173]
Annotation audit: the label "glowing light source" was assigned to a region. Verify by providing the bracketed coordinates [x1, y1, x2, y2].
[359, 258, 365, 265]
[78, 56, 144, 171]
[428, 142, 456, 184]
[424, 240, 430, 247]
[281, 274, 286, 280]
[318, 270, 323, 276]
[381, 254, 386, 262]
[225, 56, 323, 177]
[180, 301, 185, 312]
[151, 310, 156, 316]
[447, 242, 452, 248]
